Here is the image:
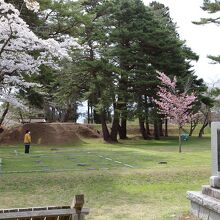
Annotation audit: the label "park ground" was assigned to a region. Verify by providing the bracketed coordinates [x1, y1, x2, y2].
[0, 130, 211, 220]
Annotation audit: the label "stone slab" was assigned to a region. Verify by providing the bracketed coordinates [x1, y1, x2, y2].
[187, 191, 220, 219]
[190, 201, 220, 220]
[202, 185, 220, 200]
[190, 200, 220, 220]
[187, 191, 220, 214]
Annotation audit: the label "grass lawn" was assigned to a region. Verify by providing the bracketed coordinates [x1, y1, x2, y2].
[0, 136, 211, 220]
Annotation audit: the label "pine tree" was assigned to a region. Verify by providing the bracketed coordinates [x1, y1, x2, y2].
[193, 0, 220, 64]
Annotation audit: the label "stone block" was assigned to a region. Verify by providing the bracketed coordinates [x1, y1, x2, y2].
[190, 201, 199, 217]
[209, 210, 220, 220]
[202, 185, 220, 200]
[198, 206, 210, 220]
[210, 176, 220, 188]
[211, 122, 220, 176]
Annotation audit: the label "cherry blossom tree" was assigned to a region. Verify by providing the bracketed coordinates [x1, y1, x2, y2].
[0, 0, 75, 107]
[154, 72, 197, 153]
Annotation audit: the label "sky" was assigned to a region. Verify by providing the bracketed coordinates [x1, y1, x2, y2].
[143, 0, 220, 85]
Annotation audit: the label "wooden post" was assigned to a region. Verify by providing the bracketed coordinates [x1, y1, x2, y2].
[71, 195, 85, 220]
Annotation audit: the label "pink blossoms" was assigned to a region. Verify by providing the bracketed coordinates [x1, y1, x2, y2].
[154, 72, 197, 152]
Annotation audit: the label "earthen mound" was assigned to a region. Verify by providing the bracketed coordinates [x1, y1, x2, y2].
[0, 123, 101, 145]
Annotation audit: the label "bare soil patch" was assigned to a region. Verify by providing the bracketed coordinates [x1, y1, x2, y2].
[0, 123, 101, 145]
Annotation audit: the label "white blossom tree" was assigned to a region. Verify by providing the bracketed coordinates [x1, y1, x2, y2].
[0, 0, 75, 107]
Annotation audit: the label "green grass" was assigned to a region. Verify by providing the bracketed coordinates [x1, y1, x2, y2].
[0, 136, 211, 220]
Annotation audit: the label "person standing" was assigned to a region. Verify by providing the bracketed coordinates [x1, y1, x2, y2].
[24, 130, 31, 154]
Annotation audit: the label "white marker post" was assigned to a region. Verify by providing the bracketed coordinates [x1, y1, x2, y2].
[210, 122, 220, 188]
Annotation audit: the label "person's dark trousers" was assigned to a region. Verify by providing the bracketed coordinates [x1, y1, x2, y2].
[25, 144, 30, 154]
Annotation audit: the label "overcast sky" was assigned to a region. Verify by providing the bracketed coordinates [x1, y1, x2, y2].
[143, 0, 220, 85]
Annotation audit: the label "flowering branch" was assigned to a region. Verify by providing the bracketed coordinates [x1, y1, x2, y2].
[0, 0, 78, 107]
[154, 72, 197, 152]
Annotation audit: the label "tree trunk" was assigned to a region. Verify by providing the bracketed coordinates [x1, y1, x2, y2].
[198, 112, 209, 138]
[165, 118, 168, 137]
[110, 116, 119, 142]
[117, 65, 128, 140]
[19, 111, 24, 124]
[87, 101, 90, 124]
[119, 118, 127, 139]
[94, 109, 101, 124]
[100, 111, 111, 142]
[0, 102, 9, 125]
[110, 103, 120, 142]
[198, 122, 208, 138]
[90, 105, 93, 123]
[159, 119, 164, 136]
[111, 120, 119, 142]
[63, 104, 75, 122]
[178, 127, 182, 153]
[146, 120, 151, 136]
[73, 103, 78, 123]
[189, 121, 198, 137]
[139, 117, 149, 140]
[144, 95, 151, 135]
[154, 119, 160, 140]
[52, 107, 56, 122]
[44, 102, 53, 122]
[106, 110, 112, 123]
[118, 95, 128, 139]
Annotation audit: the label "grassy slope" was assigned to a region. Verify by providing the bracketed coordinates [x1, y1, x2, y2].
[0, 136, 211, 220]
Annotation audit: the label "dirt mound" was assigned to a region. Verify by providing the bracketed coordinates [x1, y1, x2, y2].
[0, 123, 101, 145]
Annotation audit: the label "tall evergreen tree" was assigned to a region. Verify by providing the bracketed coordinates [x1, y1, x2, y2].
[79, 0, 206, 142]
